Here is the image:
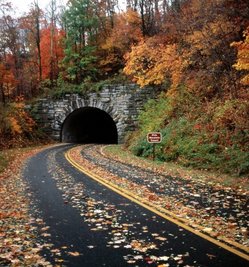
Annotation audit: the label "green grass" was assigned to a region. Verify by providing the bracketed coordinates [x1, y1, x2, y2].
[124, 89, 249, 177]
[129, 117, 249, 175]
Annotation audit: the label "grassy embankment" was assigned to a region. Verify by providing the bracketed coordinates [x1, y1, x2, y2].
[122, 91, 249, 177]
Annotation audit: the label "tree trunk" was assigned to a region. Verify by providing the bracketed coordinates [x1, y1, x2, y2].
[35, 0, 42, 81]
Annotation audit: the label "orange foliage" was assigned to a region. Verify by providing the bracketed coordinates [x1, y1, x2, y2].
[40, 27, 65, 80]
[7, 98, 36, 137]
[232, 27, 249, 85]
[98, 8, 143, 76]
[8, 116, 22, 134]
[124, 37, 186, 89]
[102, 9, 143, 52]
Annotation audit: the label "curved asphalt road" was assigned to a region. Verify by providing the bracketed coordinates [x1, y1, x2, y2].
[23, 144, 248, 267]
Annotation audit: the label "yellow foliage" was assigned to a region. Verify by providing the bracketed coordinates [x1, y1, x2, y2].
[186, 17, 236, 57]
[124, 37, 185, 89]
[8, 116, 22, 134]
[232, 27, 249, 85]
[5, 100, 36, 137]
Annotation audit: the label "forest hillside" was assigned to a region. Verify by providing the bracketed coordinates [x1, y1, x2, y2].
[0, 0, 248, 175]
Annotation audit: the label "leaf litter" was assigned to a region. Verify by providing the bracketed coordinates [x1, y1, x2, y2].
[44, 149, 194, 266]
[0, 148, 52, 266]
[69, 145, 249, 252]
[2, 144, 247, 266]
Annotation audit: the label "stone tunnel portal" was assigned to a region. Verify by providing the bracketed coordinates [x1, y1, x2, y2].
[60, 107, 118, 144]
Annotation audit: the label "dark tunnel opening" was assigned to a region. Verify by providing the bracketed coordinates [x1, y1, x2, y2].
[60, 107, 118, 144]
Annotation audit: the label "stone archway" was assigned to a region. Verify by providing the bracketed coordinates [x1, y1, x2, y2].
[33, 85, 156, 143]
[60, 107, 118, 144]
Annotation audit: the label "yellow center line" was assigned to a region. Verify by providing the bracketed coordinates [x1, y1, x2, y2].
[65, 149, 249, 261]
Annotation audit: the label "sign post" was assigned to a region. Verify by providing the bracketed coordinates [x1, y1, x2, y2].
[147, 132, 162, 162]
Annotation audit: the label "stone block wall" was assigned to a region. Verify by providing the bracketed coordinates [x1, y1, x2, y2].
[33, 84, 156, 143]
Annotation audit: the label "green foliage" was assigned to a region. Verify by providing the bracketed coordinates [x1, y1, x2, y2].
[127, 95, 249, 176]
[61, 0, 99, 83]
[63, 45, 98, 83]
[49, 82, 85, 99]
[138, 95, 170, 134]
[42, 72, 130, 98]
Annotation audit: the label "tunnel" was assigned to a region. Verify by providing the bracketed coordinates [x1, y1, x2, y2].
[60, 107, 118, 144]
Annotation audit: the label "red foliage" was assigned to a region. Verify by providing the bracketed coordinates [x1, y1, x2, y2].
[40, 27, 65, 80]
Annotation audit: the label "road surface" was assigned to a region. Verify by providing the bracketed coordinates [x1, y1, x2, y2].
[23, 144, 248, 267]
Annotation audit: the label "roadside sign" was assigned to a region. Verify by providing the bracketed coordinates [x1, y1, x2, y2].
[147, 132, 162, 143]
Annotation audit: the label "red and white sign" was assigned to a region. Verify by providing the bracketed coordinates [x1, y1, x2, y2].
[147, 132, 162, 143]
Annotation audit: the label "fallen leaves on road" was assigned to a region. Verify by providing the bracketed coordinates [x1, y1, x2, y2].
[0, 147, 52, 266]
[67, 251, 81, 257]
[3, 144, 246, 266]
[46, 149, 195, 266]
[68, 145, 249, 253]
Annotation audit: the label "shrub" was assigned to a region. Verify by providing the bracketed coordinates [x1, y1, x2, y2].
[0, 100, 45, 149]
[127, 102, 249, 175]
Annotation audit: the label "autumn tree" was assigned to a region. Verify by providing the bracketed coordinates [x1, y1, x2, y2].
[99, 8, 143, 77]
[41, 0, 65, 85]
[0, 62, 16, 104]
[32, 0, 42, 82]
[18, 1, 45, 96]
[97, 0, 117, 29]
[174, 0, 249, 99]
[139, 0, 159, 36]
[232, 26, 249, 86]
[127, 0, 185, 36]
[20, 0, 43, 82]
[40, 27, 65, 81]
[48, 0, 57, 85]
[0, 1, 21, 98]
[123, 1, 187, 88]
[125, 0, 249, 99]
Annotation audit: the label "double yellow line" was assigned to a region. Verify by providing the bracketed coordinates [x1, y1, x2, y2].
[65, 149, 249, 261]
